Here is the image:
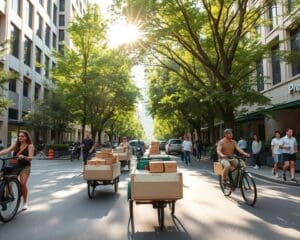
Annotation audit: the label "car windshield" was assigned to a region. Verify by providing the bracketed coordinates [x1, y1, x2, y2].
[170, 140, 182, 144]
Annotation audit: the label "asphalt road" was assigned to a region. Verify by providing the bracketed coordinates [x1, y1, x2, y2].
[0, 156, 299, 240]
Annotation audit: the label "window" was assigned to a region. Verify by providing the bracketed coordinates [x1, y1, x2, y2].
[59, 0, 65, 11]
[11, 0, 20, 16]
[35, 47, 42, 73]
[25, 1, 33, 28]
[59, 29, 64, 41]
[45, 55, 50, 78]
[24, 36, 32, 66]
[58, 44, 64, 55]
[291, 27, 300, 76]
[23, 80, 29, 97]
[36, 14, 43, 38]
[47, 0, 52, 16]
[10, 24, 20, 58]
[34, 83, 41, 100]
[52, 33, 57, 49]
[271, 45, 281, 85]
[52, 61, 56, 69]
[269, 3, 278, 31]
[256, 60, 264, 91]
[45, 24, 50, 47]
[288, 0, 300, 12]
[8, 109, 18, 120]
[9, 79, 17, 92]
[53, 4, 58, 26]
[59, 15, 65, 26]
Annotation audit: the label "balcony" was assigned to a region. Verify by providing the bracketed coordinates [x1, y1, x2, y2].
[22, 96, 31, 112]
[8, 91, 19, 109]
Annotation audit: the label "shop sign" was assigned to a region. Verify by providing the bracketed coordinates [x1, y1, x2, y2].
[288, 83, 300, 94]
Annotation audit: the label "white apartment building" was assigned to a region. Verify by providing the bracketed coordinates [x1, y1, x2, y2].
[0, 0, 87, 146]
[235, 1, 300, 142]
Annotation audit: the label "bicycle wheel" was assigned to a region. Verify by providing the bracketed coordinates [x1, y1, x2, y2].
[87, 181, 95, 199]
[114, 177, 119, 193]
[219, 175, 232, 196]
[0, 178, 21, 222]
[240, 172, 257, 206]
[168, 200, 175, 216]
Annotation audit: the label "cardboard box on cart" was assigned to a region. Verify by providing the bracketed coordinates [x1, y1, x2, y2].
[84, 162, 120, 180]
[130, 169, 183, 200]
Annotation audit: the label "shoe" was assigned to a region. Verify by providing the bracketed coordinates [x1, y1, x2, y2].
[290, 178, 298, 183]
[253, 165, 259, 169]
[283, 174, 286, 181]
[22, 203, 28, 211]
[275, 173, 280, 178]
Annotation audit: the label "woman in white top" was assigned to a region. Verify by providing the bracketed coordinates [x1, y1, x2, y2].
[252, 134, 262, 169]
[271, 131, 282, 178]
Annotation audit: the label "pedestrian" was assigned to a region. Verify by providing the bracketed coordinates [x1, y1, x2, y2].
[81, 132, 95, 165]
[271, 130, 282, 178]
[196, 139, 202, 160]
[182, 135, 193, 166]
[238, 137, 247, 152]
[252, 134, 262, 169]
[0, 130, 34, 210]
[280, 128, 298, 182]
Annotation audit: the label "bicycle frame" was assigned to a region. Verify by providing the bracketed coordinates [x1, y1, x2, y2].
[228, 158, 245, 190]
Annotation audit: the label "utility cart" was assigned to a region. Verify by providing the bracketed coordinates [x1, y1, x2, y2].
[84, 162, 121, 199]
[128, 156, 183, 231]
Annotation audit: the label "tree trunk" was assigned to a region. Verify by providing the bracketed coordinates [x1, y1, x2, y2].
[222, 107, 235, 130]
[98, 129, 103, 145]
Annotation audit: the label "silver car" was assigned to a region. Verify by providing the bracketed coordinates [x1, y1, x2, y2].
[165, 139, 183, 155]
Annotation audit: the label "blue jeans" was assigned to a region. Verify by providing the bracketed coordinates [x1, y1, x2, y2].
[184, 151, 191, 165]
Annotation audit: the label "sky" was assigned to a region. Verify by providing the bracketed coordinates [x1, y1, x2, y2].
[89, 0, 154, 140]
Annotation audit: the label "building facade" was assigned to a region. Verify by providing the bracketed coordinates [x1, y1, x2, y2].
[235, 1, 300, 144]
[0, 0, 87, 146]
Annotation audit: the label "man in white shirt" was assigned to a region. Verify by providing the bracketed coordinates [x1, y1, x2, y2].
[238, 137, 247, 151]
[279, 128, 298, 182]
[182, 136, 193, 166]
[271, 131, 282, 178]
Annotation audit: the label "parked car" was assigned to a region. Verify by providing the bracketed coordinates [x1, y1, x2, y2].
[165, 139, 182, 155]
[159, 141, 167, 151]
[128, 140, 146, 155]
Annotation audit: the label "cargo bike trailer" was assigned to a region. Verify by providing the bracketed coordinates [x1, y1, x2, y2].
[84, 162, 121, 199]
[128, 156, 183, 231]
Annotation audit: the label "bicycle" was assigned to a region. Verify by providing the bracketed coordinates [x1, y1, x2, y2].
[218, 156, 257, 206]
[0, 157, 22, 222]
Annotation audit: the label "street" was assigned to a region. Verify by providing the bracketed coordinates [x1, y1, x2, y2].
[0, 156, 299, 240]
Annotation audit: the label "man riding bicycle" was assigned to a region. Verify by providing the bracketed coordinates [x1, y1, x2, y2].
[217, 129, 250, 184]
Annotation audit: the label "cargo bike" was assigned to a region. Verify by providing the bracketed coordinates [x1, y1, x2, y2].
[84, 162, 121, 199]
[128, 156, 183, 231]
[112, 148, 131, 170]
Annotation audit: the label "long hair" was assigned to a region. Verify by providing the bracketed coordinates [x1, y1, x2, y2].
[14, 130, 33, 152]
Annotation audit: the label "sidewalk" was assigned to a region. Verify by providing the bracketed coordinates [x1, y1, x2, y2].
[192, 155, 300, 186]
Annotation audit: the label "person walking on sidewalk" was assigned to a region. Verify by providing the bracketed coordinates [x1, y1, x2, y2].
[182, 136, 193, 166]
[280, 128, 298, 182]
[82, 132, 95, 165]
[271, 130, 282, 178]
[252, 134, 262, 169]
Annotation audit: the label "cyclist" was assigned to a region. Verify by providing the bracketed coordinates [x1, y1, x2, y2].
[217, 129, 250, 184]
[0, 130, 34, 210]
[120, 137, 129, 153]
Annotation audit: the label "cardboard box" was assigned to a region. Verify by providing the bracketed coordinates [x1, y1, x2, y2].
[214, 162, 223, 175]
[96, 152, 113, 158]
[164, 161, 177, 173]
[101, 148, 113, 152]
[113, 152, 129, 161]
[84, 162, 121, 180]
[149, 161, 164, 173]
[130, 170, 183, 200]
[87, 159, 106, 165]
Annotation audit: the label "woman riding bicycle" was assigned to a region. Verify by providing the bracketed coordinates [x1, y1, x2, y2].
[217, 129, 250, 184]
[0, 130, 34, 210]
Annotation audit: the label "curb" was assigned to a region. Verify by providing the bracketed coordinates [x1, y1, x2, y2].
[248, 171, 300, 187]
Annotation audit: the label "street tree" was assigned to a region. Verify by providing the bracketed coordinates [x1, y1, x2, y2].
[118, 0, 272, 128]
[52, 4, 106, 140]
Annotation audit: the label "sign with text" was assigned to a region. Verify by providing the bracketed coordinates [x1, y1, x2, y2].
[288, 83, 300, 94]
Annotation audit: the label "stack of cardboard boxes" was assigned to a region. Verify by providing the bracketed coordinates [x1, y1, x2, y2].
[84, 151, 120, 180]
[149, 141, 160, 155]
[113, 148, 130, 161]
[149, 161, 177, 173]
